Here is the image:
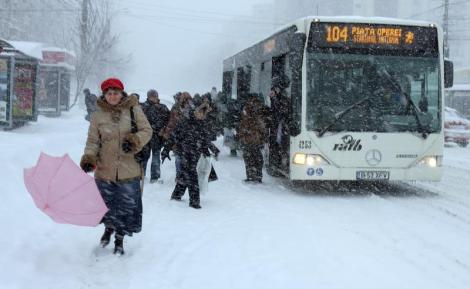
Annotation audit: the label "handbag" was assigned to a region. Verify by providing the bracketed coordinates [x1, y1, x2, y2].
[208, 165, 218, 182]
[130, 107, 147, 165]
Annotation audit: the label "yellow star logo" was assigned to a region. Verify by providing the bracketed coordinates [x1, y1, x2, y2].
[405, 32, 415, 44]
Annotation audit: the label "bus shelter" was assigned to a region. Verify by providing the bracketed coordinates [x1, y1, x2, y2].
[7, 41, 75, 116]
[39, 48, 74, 115]
[0, 39, 39, 130]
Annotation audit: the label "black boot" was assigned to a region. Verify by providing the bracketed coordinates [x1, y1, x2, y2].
[170, 184, 184, 201]
[113, 234, 125, 255]
[189, 200, 201, 209]
[100, 227, 114, 247]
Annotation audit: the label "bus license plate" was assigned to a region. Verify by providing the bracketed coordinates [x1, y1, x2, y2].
[356, 171, 390, 180]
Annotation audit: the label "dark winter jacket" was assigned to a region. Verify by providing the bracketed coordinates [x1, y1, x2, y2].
[160, 92, 192, 140]
[269, 89, 290, 127]
[85, 92, 98, 114]
[166, 109, 211, 157]
[141, 99, 170, 145]
[206, 104, 220, 140]
[239, 97, 267, 145]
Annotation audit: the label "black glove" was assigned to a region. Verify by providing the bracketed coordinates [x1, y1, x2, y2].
[80, 154, 97, 173]
[161, 148, 171, 163]
[82, 163, 95, 173]
[122, 140, 133, 153]
[202, 148, 211, 158]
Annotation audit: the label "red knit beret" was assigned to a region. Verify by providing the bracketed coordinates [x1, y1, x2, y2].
[101, 78, 124, 92]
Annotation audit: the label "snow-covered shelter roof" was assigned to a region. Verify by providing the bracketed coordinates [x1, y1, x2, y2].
[0, 39, 75, 70]
[0, 38, 41, 60]
[6, 40, 44, 60]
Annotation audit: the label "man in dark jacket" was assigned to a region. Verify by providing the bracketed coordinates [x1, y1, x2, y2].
[201, 93, 220, 141]
[141, 89, 170, 183]
[84, 88, 97, 121]
[161, 97, 211, 209]
[268, 75, 291, 175]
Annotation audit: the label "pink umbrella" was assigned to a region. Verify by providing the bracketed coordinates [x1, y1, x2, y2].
[23, 152, 108, 227]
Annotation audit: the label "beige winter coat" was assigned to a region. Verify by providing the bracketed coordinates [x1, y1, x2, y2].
[82, 95, 152, 181]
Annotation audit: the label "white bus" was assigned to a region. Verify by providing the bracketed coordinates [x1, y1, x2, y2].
[221, 16, 453, 181]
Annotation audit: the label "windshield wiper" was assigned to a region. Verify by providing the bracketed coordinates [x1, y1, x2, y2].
[318, 96, 372, 137]
[377, 67, 430, 139]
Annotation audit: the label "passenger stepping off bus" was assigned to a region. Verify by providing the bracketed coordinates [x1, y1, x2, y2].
[239, 93, 268, 183]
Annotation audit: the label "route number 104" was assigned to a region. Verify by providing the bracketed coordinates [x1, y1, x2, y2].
[326, 26, 348, 43]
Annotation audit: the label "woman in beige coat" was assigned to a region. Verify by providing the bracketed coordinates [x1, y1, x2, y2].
[80, 78, 152, 255]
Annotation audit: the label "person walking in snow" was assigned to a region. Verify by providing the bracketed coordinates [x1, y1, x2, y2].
[239, 94, 267, 183]
[161, 92, 211, 209]
[201, 92, 221, 143]
[141, 89, 170, 183]
[84, 88, 98, 121]
[129, 93, 143, 106]
[160, 92, 193, 183]
[193, 94, 219, 194]
[80, 78, 152, 255]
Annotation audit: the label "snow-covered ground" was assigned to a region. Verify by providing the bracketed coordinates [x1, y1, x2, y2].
[1, 108, 469, 289]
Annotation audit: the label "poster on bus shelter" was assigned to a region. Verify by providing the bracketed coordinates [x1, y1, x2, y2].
[13, 63, 36, 119]
[38, 70, 59, 113]
[0, 59, 9, 123]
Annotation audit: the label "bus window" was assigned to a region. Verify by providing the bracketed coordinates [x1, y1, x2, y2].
[222, 71, 233, 103]
[250, 64, 260, 94]
[272, 55, 286, 79]
[260, 60, 272, 106]
[237, 66, 251, 104]
[231, 70, 237, 100]
[307, 53, 440, 133]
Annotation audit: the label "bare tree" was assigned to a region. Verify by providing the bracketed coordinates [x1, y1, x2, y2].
[70, 0, 130, 108]
[0, 0, 130, 108]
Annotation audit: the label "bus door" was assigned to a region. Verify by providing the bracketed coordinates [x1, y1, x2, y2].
[269, 54, 291, 176]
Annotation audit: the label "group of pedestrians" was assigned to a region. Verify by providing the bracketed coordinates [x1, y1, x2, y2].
[231, 74, 291, 183]
[80, 78, 221, 255]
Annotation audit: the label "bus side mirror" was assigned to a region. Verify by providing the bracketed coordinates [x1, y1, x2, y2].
[288, 33, 306, 137]
[444, 59, 453, 88]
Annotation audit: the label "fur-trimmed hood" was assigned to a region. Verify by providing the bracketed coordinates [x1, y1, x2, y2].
[97, 93, 138, 113]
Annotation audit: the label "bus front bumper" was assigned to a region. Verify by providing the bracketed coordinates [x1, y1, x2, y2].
[289, 165, 443, 181]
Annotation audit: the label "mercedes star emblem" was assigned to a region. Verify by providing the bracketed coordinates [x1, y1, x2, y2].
[366, 149, 382, 166]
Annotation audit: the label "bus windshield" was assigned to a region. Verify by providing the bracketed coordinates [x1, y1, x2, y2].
[306, 52, 441, 134]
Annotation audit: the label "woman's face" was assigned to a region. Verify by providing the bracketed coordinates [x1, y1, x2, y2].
[105, 89, 123, 106]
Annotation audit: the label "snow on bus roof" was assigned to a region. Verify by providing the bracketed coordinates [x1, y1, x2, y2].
[448, 84, 470, 91]
[268, 16, 437, 40]
[225, 16, 438, 64]
[234, 16, 439, 60]
[297, 16, 435, 26]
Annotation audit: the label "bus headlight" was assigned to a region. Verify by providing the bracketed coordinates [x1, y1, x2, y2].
[293, 154, 330, 166]
[417, 156, 442, 168]
[293, 153, 307, 165]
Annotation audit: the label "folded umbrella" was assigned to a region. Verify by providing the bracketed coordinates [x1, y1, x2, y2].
[24, 152, 108, 227]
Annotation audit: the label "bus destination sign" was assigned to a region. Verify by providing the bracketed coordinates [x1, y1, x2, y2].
[309, 22, 438, 53]
[326, 25, 414, 45]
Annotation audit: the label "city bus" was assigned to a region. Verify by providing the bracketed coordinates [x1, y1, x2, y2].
[221, 16, 453, 181]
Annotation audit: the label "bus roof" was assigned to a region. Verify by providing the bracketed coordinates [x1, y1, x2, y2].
[223, 16, 439, 70]
[295, 16, 436, 27]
